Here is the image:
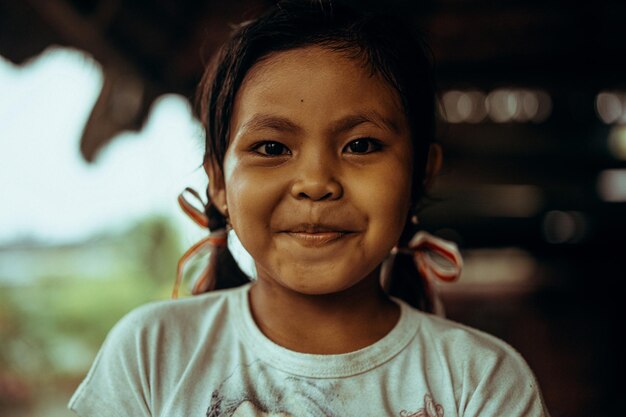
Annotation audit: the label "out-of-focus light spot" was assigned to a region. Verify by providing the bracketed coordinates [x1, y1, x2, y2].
[596, 91, 623, 124]
[441, 90, 486, 123]
[441, 90, 465, 123]
[441, 88, 550, 124]
[440, 248, 538, 295]
[465, 90, 487, 123]
[516, 90, 536, 121]
[485, 88, 552, 123]
[486, 89, 516, 122]
[456, 92, 473, 120]
[474, 184, 543, 217]
[542, 210, 587, 244]
[597, 169, 626, 202]
[608, 125, 626, 160]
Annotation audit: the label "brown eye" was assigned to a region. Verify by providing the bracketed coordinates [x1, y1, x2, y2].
[253, 141, 291, 156]
[344, 138, 382, 154]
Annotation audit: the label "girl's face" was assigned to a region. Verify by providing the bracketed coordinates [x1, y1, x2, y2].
[213, 46, 413, 295]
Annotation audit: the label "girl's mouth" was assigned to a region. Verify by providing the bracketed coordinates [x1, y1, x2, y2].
[286, 231, 347, 246]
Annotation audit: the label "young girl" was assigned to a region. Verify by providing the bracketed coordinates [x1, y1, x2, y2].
[69, 1, 550, 416]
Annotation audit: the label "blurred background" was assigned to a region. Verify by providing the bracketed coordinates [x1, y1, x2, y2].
[0, 0, 624, 416]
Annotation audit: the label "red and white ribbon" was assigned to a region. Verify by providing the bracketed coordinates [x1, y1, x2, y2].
[380, 231, 462, 315]
[407, 231, 463, 283]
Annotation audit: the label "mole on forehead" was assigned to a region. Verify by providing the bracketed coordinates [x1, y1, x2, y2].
[240, 48, 400, 107]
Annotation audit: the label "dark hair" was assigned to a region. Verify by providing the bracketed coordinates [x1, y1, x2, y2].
[196, 0, 437, 311]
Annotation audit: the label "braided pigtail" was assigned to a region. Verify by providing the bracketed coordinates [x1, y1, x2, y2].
[171, 188, 249, 299]
[203, 187, 251, 290]
[382, 221, 463, 315]
[386, 249, 435, 313]
[387, 252, 433, 313]
[383, 222, 434, 313]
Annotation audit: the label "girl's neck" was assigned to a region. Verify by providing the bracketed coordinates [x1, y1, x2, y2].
[248, 272, 400, 354]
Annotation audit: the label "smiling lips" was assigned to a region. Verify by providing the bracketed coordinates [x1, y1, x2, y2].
[284, 224, 355, 247]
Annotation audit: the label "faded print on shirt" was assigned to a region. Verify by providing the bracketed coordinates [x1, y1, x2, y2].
[205, 362, 444, 417]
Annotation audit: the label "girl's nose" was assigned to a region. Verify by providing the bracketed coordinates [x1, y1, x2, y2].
[290, 160, 343, 201]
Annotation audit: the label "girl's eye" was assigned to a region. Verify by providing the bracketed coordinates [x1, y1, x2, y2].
[344, 138, 383, 154]
[252, 141, 291, 156]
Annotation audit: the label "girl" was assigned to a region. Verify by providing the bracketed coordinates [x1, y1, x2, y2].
[69, 1, 550, 416]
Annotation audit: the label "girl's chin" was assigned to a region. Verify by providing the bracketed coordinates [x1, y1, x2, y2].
[257, 267, 379, 297]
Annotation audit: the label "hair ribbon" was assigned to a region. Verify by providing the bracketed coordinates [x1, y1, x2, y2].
[405, 231, 463, 283]
[380, 231, 462, 315]
[172, 188, 227, 299]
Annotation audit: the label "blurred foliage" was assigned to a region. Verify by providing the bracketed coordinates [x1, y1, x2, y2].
[0, 215, 183, 412]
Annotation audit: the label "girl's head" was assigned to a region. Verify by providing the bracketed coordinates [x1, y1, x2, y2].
[196, 0, 441, 303]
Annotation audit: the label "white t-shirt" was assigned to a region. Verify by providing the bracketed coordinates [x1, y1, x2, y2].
[68, 284, 550, 417]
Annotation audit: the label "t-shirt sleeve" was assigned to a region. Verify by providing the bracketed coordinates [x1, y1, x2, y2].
[461, 342, 551, 417]
[68, 306, 156, 417]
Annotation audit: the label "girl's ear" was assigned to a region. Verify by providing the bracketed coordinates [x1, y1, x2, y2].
[423, 143, 443, 191]
[204, 159, 227, 216]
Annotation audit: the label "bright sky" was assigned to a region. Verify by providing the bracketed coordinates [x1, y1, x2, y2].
[0, 47, 208, 245]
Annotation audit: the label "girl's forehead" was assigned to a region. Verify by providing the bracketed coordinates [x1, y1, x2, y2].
[235, 46, 406, 122]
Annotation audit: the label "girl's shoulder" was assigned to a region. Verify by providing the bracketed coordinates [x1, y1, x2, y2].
[107, 284, 249, 343]
[403, 303, 532, 373]
[400, 305, 549, 416]
[68, 286, 251, 416]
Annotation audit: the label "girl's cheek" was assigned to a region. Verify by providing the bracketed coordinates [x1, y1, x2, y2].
[226, 164, 286, 222]
[363, 154, 412, 199]
[364, 163, 412, 230]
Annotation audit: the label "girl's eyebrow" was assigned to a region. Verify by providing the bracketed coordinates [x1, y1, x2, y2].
[240, 111, 401, 135]
[329, 111, 401, 135]
[240, 114, 302, 134]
